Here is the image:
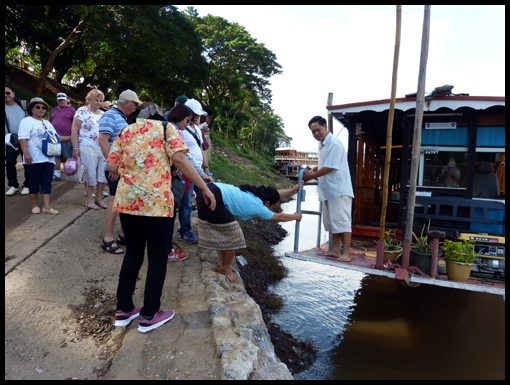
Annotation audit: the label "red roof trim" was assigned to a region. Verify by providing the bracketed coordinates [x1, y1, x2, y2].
[327, 96, 505, 110]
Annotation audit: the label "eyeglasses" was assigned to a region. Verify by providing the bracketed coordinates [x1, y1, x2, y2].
[34, 106, 48, 110]
[131, 101, 139, 107]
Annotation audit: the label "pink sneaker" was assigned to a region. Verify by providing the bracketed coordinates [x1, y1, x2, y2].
[138, 309, 175, 333]
[114, 306, 142, 327]
[168, 248, 188, 262]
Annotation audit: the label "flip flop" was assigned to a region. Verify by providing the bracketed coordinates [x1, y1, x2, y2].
[42, 208, 59, 215]
[32, 207, 41, 214]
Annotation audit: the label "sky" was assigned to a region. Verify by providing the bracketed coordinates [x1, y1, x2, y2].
[176, 5, 505, 151]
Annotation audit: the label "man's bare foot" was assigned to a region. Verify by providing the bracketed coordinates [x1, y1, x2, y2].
[336, 253, 352, 262]
[218, 266, 239, 282]
[318, 250, 341, 258]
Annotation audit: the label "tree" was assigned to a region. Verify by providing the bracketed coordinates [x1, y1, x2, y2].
[184, 10, 282, 139]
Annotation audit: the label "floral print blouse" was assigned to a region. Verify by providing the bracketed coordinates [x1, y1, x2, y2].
[74, 106, 103, 149]
[107, 119, 188, 217]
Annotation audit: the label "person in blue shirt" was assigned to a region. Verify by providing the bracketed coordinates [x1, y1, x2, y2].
[196, 182, 302, 282]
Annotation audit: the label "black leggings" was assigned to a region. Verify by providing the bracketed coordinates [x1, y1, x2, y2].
[116, 214, 173, 318]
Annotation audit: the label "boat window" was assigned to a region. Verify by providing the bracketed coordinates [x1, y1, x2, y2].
[420, 149, 468, 188]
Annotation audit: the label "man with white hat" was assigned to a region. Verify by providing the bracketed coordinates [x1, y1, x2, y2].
[98, 89, 142, 254]
[177, 98, 210, 244]
[49, 92, 76, 181]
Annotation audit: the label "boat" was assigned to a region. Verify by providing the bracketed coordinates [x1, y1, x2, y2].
[273, 147, 318, 179]
[285, 91, 505, 295]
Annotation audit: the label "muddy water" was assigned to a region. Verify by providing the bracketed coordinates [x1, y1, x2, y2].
[271, 185, 505, 380]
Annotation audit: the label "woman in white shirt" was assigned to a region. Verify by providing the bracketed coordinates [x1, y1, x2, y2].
[71, 89, 107, 210]
[18, 97, 60, 214]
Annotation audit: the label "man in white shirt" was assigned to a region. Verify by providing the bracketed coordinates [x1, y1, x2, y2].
[303, 116, 354, 261]
[177, 99, 210, 243]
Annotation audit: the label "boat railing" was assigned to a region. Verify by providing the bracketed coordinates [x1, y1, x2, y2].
[294, 169, 323, 252]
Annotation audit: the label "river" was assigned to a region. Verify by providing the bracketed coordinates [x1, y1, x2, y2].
[271, 185, 505, 380]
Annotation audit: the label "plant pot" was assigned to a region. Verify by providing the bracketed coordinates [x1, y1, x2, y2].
[445, 260, 473, 282]
[383, 249, 402, 263]
[410, 248, 443, 276]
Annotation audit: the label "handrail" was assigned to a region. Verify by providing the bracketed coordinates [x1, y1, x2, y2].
[294, 169, 323, 252]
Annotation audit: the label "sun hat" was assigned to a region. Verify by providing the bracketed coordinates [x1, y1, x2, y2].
[175, 95, 188, 104]
[119, 89, 142, 104]
[27, 97, 50, 116]
[185, 98, 208, 116]
[56, 92, 67, 100]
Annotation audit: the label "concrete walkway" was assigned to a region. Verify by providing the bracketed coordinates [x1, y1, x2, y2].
[5, 160, 292, 380]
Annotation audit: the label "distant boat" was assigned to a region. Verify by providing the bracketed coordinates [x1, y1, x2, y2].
[273, 147, 318, 179]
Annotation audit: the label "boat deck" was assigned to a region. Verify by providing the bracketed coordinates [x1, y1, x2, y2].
[285, 236, 505, 296]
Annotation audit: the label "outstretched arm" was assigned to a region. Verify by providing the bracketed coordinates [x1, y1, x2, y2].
[277, 184, 302, 198]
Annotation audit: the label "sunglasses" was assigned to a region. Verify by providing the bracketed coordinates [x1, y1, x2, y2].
[5, 91, 12, 95]
[34, 105, 48, 110]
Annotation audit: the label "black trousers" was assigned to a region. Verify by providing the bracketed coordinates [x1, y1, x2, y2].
[5, 145, 29, 188]
[116, 213, 173, 318]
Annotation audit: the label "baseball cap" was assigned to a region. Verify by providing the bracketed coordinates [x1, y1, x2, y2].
[119, 89, 142, 104]
[185, 98, 207, 116]
[56, 92, 67, 100]
[175, 95, 188, 104]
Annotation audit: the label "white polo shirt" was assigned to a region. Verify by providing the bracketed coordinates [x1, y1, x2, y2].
[318, 132, 354, 201]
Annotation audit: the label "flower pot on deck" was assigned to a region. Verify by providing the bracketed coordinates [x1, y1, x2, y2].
[410, 248, 443, 276]
[383, 249, 402, 263]
[445, 260, 473, 283]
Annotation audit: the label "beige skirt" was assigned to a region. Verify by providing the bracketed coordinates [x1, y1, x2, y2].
[198, 219, 246, 251]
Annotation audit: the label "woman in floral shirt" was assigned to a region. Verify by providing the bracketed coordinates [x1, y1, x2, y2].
[106, 103, 216, 333]
[71, 89, 107, 209]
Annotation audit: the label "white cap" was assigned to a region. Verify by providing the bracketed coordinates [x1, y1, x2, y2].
[185, 98, 207, 116]
[56, 92, 67, 100]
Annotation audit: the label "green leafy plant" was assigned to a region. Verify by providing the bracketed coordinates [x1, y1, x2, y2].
[376, 229, 402, 251]
[441, 239, 477, 264]
[411, 221, 434, 254]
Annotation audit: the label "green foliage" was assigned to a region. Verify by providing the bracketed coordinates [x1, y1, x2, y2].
[411, 221, 434, 254]
[7, 5, 289, 158]
[441, 239, 477, 264]
[378, 229, 402, 251]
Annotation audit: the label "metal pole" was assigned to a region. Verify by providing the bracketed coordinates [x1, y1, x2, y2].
[294, 169, 306, 252]
[402, 5, 431, 269]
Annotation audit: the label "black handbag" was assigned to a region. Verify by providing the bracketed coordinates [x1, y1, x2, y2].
[5, 112, 20, 146]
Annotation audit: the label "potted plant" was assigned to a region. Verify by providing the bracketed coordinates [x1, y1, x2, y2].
[441, 239, 477, 282]
[410, 223, 442, 276]
[378, 229, 402, 263]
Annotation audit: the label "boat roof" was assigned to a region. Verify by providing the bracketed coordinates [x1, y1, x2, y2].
[327, 95, 505, 115]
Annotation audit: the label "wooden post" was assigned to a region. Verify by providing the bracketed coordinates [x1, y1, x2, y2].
[327, 92, 334, 134]
[376, 5, 402, 269]
[402, 5, 431, 270]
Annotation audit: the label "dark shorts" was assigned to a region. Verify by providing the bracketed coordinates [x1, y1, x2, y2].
[105, 170, 119, 196]
[26, 162, 54, 194]
[196, 183, 235, 224]
[60, 141, 73, 159]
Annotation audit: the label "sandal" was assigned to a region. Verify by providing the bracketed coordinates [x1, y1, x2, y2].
[116, 234, 126, 245]
[86, 201, 100, 210]
[42, 208, 59, 215]
[32, 207, 41, 214]
[101, 239, 125, 254]
[95, 199, 108, 209]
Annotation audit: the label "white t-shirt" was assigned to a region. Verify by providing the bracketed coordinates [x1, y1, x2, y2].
[180, 124, 204, 168]
[318, 133, 354, 201]
[17, 117, 57, 165]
